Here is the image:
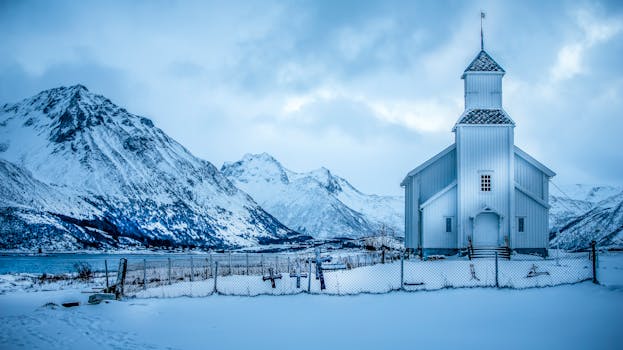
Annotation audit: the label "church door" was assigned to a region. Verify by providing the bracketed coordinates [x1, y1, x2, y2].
[474, 212, 499, 246]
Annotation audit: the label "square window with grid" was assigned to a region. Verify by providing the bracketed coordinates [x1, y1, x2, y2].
[481, 174, 491, 192]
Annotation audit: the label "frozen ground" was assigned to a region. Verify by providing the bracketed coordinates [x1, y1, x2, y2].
[0, 252, 621, 349]
[0, 284, 621, 350]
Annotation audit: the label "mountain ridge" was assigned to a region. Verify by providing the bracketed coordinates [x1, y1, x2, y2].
[221, 153, 403, 239]
[0, 85, 303, 250]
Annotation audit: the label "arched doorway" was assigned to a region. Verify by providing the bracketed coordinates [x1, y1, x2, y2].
[473, 212, 499, 246]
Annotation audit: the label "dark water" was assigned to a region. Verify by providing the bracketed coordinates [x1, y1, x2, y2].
[0, 253, 203, 274]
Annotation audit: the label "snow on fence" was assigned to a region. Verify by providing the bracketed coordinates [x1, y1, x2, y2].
[117, 248, 598, 299]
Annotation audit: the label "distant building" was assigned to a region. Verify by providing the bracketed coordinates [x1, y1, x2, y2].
[401, 46, 555, 258]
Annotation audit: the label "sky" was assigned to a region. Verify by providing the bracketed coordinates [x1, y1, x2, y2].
[1, 0, 622, 196]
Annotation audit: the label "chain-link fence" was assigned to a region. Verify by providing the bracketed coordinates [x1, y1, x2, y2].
[107, 246, 603, 298]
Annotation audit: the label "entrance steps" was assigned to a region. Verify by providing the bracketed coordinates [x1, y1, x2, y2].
[470, 246, 511, 260]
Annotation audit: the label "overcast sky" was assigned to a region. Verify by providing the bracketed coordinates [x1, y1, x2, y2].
[1, 0, 622, 196]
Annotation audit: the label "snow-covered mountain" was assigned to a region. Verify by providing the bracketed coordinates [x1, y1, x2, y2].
[0, 85, 303, 250]
[549, 184, 623, 250]
[221, 153, 403, 239]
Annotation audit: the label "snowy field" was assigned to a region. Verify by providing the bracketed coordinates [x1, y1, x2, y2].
[0, 252, 621, 349]
[0, 284, 621, 349]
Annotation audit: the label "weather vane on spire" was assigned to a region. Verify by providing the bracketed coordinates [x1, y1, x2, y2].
[481, 11, 486, 50]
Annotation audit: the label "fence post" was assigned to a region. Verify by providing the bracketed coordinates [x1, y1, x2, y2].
[261, 254, 264, 275]
[275, 255, 279, 274]
[190, 256, 194, 282]
[400, 253, 404, 291]
[209, 254, 213, 277]
[213, 261, 219, 294]
[228, 252, 232, 275]
[591, 240, 598, 284]
[104, 259, 109, 290]
[143, 258, 147, 290]
[495, 252, 499, 288]
[287, 256, 291, 274]
[246, 253, 249, 275]
[168, 258, 172, 285]
[307, 258, 312, 293]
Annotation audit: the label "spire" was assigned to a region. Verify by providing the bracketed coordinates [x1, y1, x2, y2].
[480, 11, 485, 51]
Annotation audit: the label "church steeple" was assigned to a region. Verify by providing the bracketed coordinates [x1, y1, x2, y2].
[461, 49, 505, 110]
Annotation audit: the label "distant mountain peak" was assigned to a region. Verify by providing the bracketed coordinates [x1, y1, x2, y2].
[222, 152, 289, 184]
[223, 152, 404, 239]
[0, 86, 301, 250]
[307, 167, 342, 194]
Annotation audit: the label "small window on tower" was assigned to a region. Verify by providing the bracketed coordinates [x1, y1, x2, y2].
[481, 174, 491, 192]
[445, 217, 452, 233]
[518, 217, 525, 233]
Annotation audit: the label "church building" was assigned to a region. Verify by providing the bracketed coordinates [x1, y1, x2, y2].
[401, 45, 555, 258]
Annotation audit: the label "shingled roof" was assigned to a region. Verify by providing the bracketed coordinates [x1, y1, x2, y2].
[464, 50, 505, 73]
[456, 109, 514, 125]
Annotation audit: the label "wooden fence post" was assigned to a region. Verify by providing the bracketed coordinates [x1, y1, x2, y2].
[228, 252, 232, 276]
[495, 252, 499, 288]
[307, 258, 312, 292]
[400, 253, 404, 291]
[104, 259, 109, 290]
[591, 240, 598, 284]
[246, 253, 249, 275]
[190, 256, 194, 282]
[143, 259, 147, 290]
[213, 261, 219, 294]
[168, 257, 172, 285]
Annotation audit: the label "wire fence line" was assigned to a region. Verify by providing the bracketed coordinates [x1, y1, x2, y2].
[104, 246, 601, 298]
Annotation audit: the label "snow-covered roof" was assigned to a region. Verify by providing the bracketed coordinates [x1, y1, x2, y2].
[464, 50, 505, 73]
[456, 109, 514, 126]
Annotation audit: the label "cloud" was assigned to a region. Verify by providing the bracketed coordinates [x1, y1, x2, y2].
[1, 1, 623, 195]
[550, 8, 623, 81]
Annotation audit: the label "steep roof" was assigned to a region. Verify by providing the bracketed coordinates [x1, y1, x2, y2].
[464, 50, 505, 73]
[455, 109, 514, 126]
[514, 146, 556, 177]
[400, 144, 456, 186]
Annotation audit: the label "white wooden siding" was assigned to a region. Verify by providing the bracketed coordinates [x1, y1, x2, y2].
[404, 148, 456, 250]
[418, 148, 456, 203]
[513, 189, 549, 248]
[464, 73, 503, 109]
[456, 126, 513, 247]
[421, 187, 457, 248]
[514, 154, 544, 199]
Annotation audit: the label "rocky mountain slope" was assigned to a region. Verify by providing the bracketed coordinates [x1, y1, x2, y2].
[549, 184, 623, 250]
[221, 153, 403, 239]
[0, 85, 302, 250]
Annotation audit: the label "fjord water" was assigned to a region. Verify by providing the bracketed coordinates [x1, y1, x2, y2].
[0, 253, 197, 274]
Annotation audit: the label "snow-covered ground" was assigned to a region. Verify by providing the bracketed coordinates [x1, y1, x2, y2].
[0, 253, 621, 349]
[0, 284, 621, 349]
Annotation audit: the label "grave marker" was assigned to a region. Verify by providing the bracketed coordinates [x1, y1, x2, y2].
[262, 267, 282, 288]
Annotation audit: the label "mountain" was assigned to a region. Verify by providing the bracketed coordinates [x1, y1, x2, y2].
[549, 184, 623, 250]
[221, 153, 403, 239]
[0, 85, 302, 250]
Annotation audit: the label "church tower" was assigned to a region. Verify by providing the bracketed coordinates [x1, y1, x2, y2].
[454, 49, 515, 249]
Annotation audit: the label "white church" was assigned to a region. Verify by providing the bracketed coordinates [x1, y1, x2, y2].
[401, 45, 555, 258]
